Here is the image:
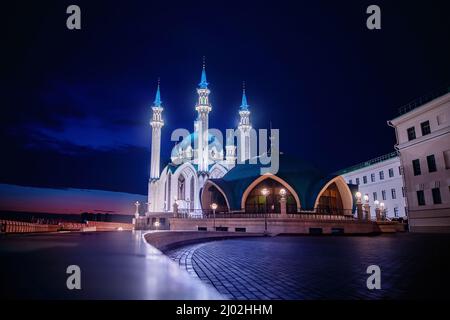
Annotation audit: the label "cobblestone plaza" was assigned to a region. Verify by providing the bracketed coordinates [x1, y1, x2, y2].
[166, 234, 450, 300]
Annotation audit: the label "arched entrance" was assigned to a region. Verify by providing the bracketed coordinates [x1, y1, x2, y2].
[314, 176, 353, 215]
[200, 183, 229, 213]
[244, 178, 298, 213]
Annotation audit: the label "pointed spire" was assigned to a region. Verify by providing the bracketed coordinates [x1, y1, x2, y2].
[198, 56, 209, 89]
[153, 78, 162, 107]
[240, 81, 249, 110]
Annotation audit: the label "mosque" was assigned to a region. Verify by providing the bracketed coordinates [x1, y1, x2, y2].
[147, 64, 354, 216]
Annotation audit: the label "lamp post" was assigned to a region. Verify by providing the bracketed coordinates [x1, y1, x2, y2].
[355, 192, 363, 220]
[211, 203, 218, 230]
[133, 201, 140, 227]
[380, 202, 386, 221]
[261, 188, 270, 233]
[363, 194, 370, 220]
[374, 200, 381, 221]
[279, 188, 287, 216]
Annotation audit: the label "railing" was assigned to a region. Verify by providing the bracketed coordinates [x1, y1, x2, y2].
[0, 219, 59, 234]
[173, 209, 355, 221]
[398, 84, 450, 115]
[335, 151, 398, 175]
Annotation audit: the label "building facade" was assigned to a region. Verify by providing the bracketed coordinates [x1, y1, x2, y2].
[388, 90, 450, 232]
[339, 152, 407, 219]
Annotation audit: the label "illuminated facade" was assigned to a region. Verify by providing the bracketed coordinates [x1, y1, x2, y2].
[147, 65, 354, 216]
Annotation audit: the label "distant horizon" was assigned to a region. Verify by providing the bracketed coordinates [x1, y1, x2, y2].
[0, 183, 146, 215]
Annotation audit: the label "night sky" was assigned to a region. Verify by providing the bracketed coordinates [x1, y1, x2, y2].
[2, 1, 449, 213]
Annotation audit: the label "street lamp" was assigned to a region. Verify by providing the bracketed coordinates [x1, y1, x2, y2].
[261, 188, 270, 233]
[211, 203, 218, 230]
[380, 202, 386, 220]
[355, 192, 362, 203]
[279, 188, 287, 197]
[363, 194, 370, 220]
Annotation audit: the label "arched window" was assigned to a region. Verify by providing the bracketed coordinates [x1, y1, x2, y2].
[317, 182, 344, 214]
[245, 178, 297, 213]
[167, 174, 171, 211]
[178, 175, 186, 200]
[190, 176, 195, 210]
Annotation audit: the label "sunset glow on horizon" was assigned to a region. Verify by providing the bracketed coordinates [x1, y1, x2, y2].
[0, 184, 146, 215]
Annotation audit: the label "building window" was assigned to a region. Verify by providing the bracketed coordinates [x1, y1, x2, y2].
[417, 190, 425, 206]
[373, 192, 377, 201]
[407, 127, 416, 141]
[426, 155, 437, 173]
[356, 178, 360, 185]
[394, 207, 399, 218]
[399, 166, 402, 175]
[432, 188, 442, 204]
[349, 179, 352, 184]
[402, 187, 405, 197]
[363, 176, 367, 184]
[391, 188, 396, 199]
[388, 168, 394, 178]
[379, 171, 384, 180]
[420, 120, 431, 136]
[382, 190, 386, 200]
[444, 150, 450, 169]
[370, 173, 375, 182]
[412, 159, 421, 176]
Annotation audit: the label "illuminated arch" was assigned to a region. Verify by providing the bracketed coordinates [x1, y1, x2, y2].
[240, 174, 301, 211]
[313, 176, 353, 210]
[201, 180, 231, 212]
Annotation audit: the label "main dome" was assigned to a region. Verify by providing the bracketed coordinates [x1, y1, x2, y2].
[170, 132, 224, 164]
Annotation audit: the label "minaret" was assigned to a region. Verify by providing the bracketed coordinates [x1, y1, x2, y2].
[150, 80, 164, 180]
[237, 82, 252, 162]
[195, 59, 212, 174]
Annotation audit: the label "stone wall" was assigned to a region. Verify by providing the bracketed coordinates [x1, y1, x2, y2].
[169, 217, 405, 235]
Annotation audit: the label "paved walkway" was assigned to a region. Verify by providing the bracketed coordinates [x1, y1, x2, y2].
[166, 234, 450, 300]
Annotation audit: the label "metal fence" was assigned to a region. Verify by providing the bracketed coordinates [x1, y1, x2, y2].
[173, 209, 355, 220]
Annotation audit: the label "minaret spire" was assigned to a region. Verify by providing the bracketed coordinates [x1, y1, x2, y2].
[195, 58, 212, 174]
[153, 78, 162, 106]
[237, 82, 252, 163]
[240, 81, 249, 110]
[199, 56, 209, 89]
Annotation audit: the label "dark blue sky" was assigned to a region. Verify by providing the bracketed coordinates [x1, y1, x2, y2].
[2, 0, 450, 197]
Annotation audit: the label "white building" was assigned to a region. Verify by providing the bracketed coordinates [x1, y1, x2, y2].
[388, 89, 450, 232]
[339, 152, 407, 219]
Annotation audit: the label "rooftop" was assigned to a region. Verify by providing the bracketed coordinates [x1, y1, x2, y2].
[398, 84, 450, 116]
[335, 151, 399, 175]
